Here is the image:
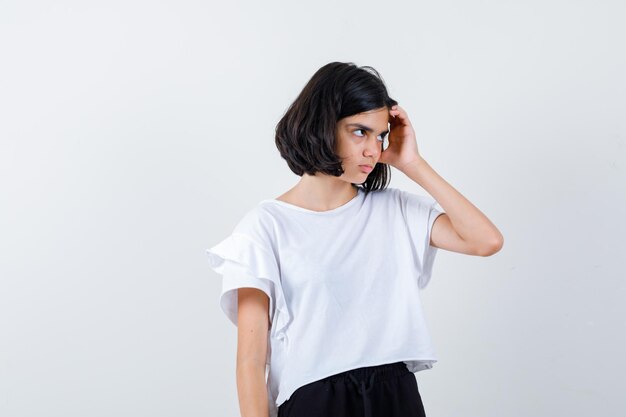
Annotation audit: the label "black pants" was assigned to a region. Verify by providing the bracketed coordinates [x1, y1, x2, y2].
[277, 361, 427, 417]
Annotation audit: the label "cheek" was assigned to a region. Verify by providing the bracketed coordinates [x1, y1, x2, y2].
[339, 150, 356, 162]
[335, 138, 351, 158]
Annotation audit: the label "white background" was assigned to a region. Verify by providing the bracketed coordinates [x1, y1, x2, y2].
[1, 1, 625, 416]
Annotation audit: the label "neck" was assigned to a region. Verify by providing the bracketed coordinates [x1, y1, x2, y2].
[290, 174, 358, 211]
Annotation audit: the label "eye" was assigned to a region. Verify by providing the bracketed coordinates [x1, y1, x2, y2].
[354, 129, 386, 142]
[354, 129, 366, 137]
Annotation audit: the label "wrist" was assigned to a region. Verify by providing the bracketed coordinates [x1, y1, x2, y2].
[398, 156, 426, 173]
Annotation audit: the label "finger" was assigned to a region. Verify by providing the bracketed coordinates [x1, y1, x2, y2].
[390, 109, 404, 125]
[391, 106, 412, 127]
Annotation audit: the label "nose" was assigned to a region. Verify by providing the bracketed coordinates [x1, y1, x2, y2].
[363, 136, 381, 160]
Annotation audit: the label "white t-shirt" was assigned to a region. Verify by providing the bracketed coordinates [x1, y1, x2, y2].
[206, 186, 445, 417]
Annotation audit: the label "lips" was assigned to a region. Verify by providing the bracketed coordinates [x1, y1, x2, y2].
[359, 164, 373, 173]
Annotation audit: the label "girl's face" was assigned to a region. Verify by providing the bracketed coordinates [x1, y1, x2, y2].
[334, 106, 391, 183]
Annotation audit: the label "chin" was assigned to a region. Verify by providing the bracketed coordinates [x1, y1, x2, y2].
[355, 174, 370, 184]
[341, 170, 369, 184]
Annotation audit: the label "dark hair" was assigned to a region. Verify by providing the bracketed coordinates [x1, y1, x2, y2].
[275, 61, 398, 193]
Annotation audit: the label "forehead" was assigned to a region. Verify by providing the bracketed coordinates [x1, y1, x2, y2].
[340, 107, 389, 125]
[341, 107, 389, 123]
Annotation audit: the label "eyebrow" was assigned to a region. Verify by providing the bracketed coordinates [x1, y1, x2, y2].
[346, 123, 389, 136]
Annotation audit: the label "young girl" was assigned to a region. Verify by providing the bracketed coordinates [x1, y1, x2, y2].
[206, 61, 503, 417]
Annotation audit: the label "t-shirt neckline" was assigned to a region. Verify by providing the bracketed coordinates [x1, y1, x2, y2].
[262, 187, 363, 215]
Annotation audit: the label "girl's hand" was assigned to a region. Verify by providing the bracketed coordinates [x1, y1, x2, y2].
[378, 104, 425, 171]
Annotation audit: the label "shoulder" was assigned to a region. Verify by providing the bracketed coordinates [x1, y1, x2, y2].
[365, 186, 401, 203]
[388, 186, 436, 206]
[231, 203, 277, 247]
[370, 187, 440, 218]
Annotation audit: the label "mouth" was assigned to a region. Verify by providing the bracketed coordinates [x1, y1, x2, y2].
[359, 164, 374, 173]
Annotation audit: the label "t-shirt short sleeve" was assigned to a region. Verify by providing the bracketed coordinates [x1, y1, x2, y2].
[397, 188, 445, 289]
[205, 230, 291, 340]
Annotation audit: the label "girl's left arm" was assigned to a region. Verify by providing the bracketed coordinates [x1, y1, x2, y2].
[382, 104, 503, 257]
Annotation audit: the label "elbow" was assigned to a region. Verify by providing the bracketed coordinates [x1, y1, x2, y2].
[476, 235, 504, 257]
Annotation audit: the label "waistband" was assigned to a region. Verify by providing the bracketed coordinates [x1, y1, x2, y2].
[320, 361, 410, 385]
[323, 362, 410, 417]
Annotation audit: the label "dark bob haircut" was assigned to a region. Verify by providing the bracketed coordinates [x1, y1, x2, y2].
[274, 61, 398, 193]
